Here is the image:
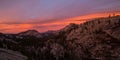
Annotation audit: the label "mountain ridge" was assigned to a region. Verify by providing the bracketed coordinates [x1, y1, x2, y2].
[0, 15, 120, 60]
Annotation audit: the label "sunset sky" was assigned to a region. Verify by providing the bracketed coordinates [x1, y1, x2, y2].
[0, 0, 120, 33]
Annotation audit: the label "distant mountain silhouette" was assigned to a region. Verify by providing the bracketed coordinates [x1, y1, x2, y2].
[0, 15, 120, 60]
[18, 30, 40, 36]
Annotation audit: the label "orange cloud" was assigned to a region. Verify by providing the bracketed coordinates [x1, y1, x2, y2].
[0, 24, 33, 33]
[0, 11, 120, 33]
[65, 11, 120, 20]
[61, 11, 120, 24]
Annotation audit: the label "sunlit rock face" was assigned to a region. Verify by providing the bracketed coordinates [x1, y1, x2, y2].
[0, 16, 120, 60]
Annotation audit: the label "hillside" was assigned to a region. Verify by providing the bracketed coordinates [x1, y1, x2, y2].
[0, 16, 120, 60]
[0, 48, 27, 60]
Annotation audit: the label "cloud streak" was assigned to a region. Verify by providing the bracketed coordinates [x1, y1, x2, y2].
[0, 0, 120, 33]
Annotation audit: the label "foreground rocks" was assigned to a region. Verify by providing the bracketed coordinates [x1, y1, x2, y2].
[0, 48, 27, 60]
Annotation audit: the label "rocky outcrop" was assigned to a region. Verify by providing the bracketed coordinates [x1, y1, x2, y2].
[0, 48, 27, 60]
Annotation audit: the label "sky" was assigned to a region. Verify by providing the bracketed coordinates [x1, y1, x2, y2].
[0, 0, 120, 33]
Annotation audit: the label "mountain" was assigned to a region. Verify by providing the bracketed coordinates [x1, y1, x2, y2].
[18, 30, 58, 38]
[0, 15, 120, 60]
[18, 30, 40, 36]
[60, 23, 79, 32]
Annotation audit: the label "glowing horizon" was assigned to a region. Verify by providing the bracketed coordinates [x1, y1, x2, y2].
[0, 0, 120, 33]
[1, 12, 120, 33]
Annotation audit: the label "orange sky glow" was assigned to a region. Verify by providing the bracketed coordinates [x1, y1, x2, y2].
[0, 0, 120, 33]
[0, 12, 120, 33]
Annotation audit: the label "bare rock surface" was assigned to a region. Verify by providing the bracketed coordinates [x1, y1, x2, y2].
[0, 48, 27, 60]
